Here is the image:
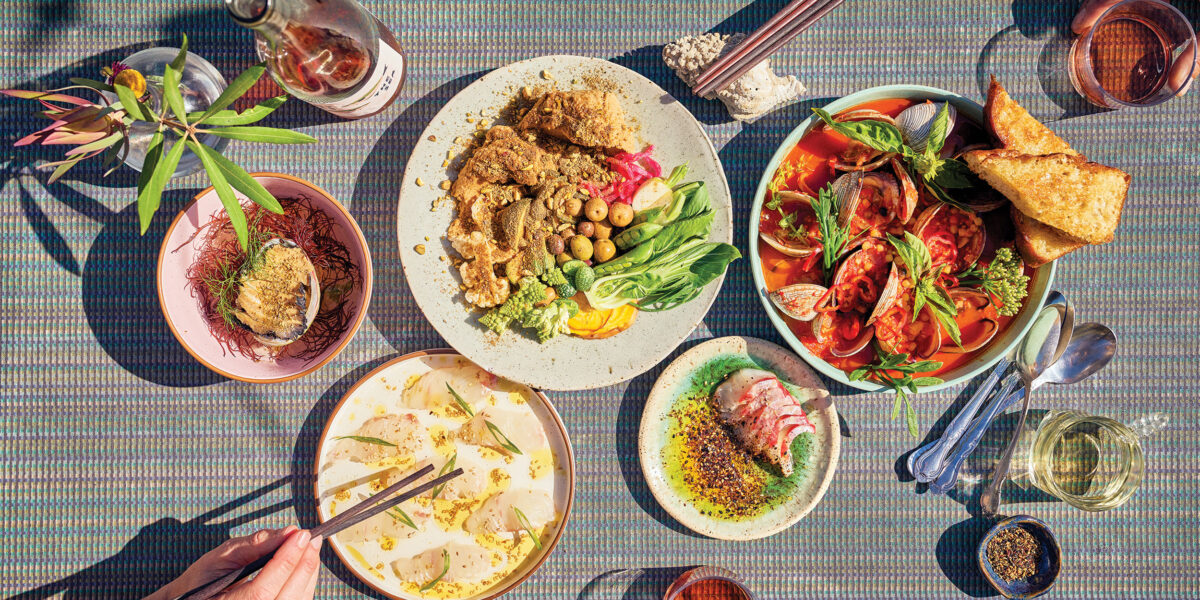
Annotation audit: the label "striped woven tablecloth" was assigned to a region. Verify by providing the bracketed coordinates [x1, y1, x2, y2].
[3, 0, 1198, 598]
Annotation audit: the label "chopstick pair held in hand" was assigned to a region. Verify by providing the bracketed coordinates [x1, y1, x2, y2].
[155, 464, 462, 600]
[145, 527, 323, 600]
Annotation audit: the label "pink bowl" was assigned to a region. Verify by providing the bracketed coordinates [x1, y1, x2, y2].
[156, 173, 372, 383]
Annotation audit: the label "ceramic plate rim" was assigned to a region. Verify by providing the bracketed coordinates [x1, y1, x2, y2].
[747, 84, 1056, 393]
[637, 336, 841, 540]
[311, 349, 576, 600]
[155, 172, 373, 384]
[395, 54, 732, 391]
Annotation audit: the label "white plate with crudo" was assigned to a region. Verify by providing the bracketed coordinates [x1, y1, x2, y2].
[396, 55, 733, 391]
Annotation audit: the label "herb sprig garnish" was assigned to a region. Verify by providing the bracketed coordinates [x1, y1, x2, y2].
[419, 549, 450, 591]
[513, 507, 543, 550]
[809, 182, 857, 282]
[849, 350, 944, 437]
[388, 507, 418, 529]
[430, 452, 457, 500]
[813, 105, 974, 209]
[334, 435, 396, 447]
[955, 247, 1030, 317]
[487, 422, 523, 455]
[887, 233, 963, 347]
[445, 384, 521, 454]
[447, 383, 474, 417]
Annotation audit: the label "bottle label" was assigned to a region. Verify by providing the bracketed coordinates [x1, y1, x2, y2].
[324, 42, 404, 118]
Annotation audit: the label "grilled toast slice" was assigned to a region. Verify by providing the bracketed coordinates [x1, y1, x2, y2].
[985, 76, 1079, 157]
[963, 150, 1129, 245]
[1009, 205, 1086, 267]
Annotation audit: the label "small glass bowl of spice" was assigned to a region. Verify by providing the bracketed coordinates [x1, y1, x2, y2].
[977, 515, 1062, 599]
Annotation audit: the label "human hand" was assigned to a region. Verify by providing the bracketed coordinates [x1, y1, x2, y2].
[146, 526, 324, 600]
[1072, 0, 1197, 94]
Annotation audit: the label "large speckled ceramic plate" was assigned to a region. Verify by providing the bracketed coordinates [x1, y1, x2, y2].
[396, 55, 732, 391]
[639, 337, 840, 540]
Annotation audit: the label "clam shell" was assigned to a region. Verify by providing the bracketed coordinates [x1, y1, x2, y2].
[827, 110, 899, 172]
[895, 101, 956, 154]
[812, 312, 875, 357]
[866, 263, 903, 326]
[831, 171, 863, 229]
[831, 109, 898, 126]
[913, 203, 985, 271]
[890, 158, 919, 224]
[943, 288, 999, 353]
[831, 241, 891, 312]
[768, 283, 829, 322]
[760, 190, 822, 257]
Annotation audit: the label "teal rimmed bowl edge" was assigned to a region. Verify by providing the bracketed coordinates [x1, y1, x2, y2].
[747, 84, 1057, 394]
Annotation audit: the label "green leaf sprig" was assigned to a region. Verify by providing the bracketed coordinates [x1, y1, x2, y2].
[334, 435, 397, 447]
[886, 233, 963, 347]
[486, 421, 523, 455]
[388, 507, 418, 529]
[446, 384, 521, 454]
[430, 452, 457, 500]
[61, 35, 315, 250]
[419, 549, 450, 591]
[849, 349, 944, 438]
[447, 384, 475, 417]
[809, 182, 858, 282]
[812, 106, 973, 210]
[513, 507, 543, 550]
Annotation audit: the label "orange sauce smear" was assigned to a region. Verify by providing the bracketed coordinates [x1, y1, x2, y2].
[759, 99, 1018, 377]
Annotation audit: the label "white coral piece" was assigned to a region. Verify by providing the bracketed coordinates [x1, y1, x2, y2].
[663, 32, 806, 122]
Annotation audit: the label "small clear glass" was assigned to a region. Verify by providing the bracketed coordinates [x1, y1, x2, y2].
[104, 47, 230, 177]
[1025, 410, 1145, 512]
[1069, 0, 1197, 108]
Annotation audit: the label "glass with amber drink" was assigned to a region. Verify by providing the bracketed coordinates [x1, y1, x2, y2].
[664, 567, 756, 600]
[1069, 0, 1196, 107]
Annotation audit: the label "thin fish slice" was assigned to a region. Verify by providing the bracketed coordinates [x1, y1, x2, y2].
[460, 407, 548, 453]
[391, 542, 494, 585]
[401, 364, 503, 411]
[714, 368, 820, 476]
[329, 414, 429, 464]
[463, 489, 555, 535]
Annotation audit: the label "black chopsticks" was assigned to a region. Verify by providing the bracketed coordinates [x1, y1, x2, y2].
[174, 463, 462, 600]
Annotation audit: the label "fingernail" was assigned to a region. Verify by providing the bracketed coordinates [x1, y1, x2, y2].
[294, 530, 311, 548]
[282, 524, 298, 535]
[309, 534, 323, 550]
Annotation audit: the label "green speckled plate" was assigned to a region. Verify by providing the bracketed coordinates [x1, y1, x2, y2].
[638, 336, 840, 540]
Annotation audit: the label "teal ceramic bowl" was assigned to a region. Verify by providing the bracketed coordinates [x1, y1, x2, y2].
[977, 515, 1062, 598]
[748, 85, 1056, 393]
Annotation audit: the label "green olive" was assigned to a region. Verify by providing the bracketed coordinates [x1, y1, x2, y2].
[564, 197, 583, 218]
[556, 251, 573, 266]
[608, 203, 634, 227]
[569, 235, 593, 261]
[584, 197, 608, 222]
[593, 238, 616, 263]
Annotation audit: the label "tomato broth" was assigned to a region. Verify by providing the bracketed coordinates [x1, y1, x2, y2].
[759, 99, 1029, 378]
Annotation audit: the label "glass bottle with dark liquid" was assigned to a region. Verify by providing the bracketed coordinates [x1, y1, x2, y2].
[225, 0, 406, 119]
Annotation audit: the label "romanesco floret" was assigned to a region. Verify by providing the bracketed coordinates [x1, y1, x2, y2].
[541, 268, 569, 287]
[520, 298, 579, 343]
[478, 277, 548, 334]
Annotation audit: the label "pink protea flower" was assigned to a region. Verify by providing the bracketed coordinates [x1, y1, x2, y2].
[0, 88, 127, 182]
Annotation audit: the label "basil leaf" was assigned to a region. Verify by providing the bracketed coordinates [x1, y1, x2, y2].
[813, 108, 905, 154]
[333, 435, 396, 447]
[926, 102, 951, 157]
[932, 158, 976, 189]
[848, 368, 868, 381]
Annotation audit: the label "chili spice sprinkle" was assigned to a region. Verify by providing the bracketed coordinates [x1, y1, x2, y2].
[986, 526, 1042, 582]
[667, 399, 767, 519]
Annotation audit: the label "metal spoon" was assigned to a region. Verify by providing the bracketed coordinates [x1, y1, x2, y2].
[907, 291, 1069, 481]
[979, 297, 1074, 515]
[912, 321, 1114, 484]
